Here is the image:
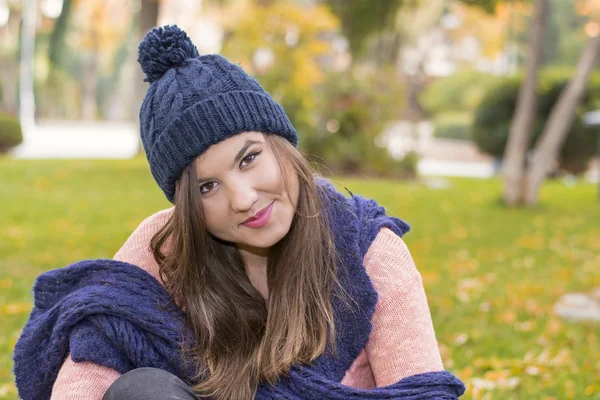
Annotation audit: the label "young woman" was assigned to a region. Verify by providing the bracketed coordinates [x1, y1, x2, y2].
[14, 25, 465, 400]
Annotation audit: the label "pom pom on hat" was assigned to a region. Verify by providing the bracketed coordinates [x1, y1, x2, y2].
[137, 25, 200, 83]
[138, 25, 298, 202]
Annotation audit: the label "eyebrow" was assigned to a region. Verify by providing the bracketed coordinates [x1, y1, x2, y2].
[232, 140, 262, 169]
[197, 139, 262, 184]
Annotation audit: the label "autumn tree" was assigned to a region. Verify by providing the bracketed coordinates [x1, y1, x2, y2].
[132, 0, 160, 128]
[220, 0, 339, 133]
[322, 0, 503, 122]
[523, 35, 600, 204]
[503, 0, 600, 206]
[502, 0, 547, 205]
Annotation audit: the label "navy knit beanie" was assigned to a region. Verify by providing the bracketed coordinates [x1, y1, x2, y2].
[137, 25, 298, 203]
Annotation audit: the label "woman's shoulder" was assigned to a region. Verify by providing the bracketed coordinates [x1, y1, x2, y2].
[137, 207, 174, 229]
[113, 207, 174, 282]
[364, 227, 420, 291]
[316, 177, 410, 254]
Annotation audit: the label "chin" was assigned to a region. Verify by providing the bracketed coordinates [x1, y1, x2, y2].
[246, 223, 291, 249]
[252, 232, 286, 249]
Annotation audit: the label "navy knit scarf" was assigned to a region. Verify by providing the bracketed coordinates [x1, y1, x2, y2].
[13, 180, 465, 399]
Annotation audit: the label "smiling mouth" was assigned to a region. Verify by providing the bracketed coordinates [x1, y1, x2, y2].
[243, 201, 274, 224]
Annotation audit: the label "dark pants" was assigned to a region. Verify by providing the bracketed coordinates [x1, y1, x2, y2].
[102, 368, 199, 400]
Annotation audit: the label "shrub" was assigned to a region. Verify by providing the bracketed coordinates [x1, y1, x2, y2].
[472, 70, 600, 175]
[420, 70, 503, 117]
[393, 151, 420, 179]
[433, 112, 472, 140]
[0, 113, 23, 153]
[303, 67, 409, 178]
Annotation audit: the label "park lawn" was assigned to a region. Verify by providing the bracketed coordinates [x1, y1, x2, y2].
[1, 156, 599, 399]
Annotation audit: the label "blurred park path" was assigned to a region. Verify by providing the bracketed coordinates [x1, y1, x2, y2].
[418, 138, 496, 178]
[11, 120, 497, 177]
[10, 121, 139, 159]
[14, 121, 599, 183]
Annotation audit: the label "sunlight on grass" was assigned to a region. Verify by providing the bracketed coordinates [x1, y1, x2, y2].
[1, 156, 599, 399]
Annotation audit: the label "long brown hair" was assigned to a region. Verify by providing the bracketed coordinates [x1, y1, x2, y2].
[150, 134, 340, 399]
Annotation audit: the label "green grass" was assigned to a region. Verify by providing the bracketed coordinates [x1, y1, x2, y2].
[1, 156, 599, 399]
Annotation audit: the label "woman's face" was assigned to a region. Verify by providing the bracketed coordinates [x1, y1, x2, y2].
[194, 132, 299, 255]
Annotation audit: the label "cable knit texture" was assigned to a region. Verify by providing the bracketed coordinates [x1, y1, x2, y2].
[15, 180, 462, 399]
[137, 25, 298, 202]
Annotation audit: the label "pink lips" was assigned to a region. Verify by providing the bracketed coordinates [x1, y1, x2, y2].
[241, 201, 274, 229]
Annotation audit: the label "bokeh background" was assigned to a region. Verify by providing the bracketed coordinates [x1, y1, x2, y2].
[1, 0, 600, 399]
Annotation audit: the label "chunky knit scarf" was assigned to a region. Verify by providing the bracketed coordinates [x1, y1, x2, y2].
[13, 180, 465, 399]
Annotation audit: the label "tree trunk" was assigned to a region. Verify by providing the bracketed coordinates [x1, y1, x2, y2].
[19, 0, 37, 138]
[80, 53, 99, 120]
[48, 0, 73, 67]
[2, 8, 21, 114]
[1, 59, 18, 114]
[524, 35, 600, 206]
[133, 0, 160, 153]
[502, 0, 548, 205]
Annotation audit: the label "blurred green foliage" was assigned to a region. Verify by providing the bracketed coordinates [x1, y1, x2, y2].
[394, 150, 420, 179]
[473, 69, 600, 175]
[304, 67, 410, 178]
[222, 1, 411, 178]
[421, 70, 504, 117]
[457, 0, 501, 14]
[221, 1, 339, 136]
[48, 0, 73, 67]
[433, 112, 473, 140]
[0, 113, 23, 153]
[421, 70, 504, 142]
[512, 0, 591, 69]
[324, 0, 404, 57]
[323, 0, 501, 60]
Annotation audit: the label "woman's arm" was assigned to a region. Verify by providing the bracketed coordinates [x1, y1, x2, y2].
[50, 354, 120, 400]
[113, 207, 174, 280]
[361, 228, 444, 386]
[50, 209, 173, 399]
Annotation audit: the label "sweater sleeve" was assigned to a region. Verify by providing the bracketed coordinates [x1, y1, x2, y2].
[49, 209, 174, 399]
[362, 228, 444, 386]
[50, 354, 121, 400]
[112, 207, 174, 281]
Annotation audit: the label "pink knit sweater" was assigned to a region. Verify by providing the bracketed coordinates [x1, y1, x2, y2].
[50, 208, 444, 399]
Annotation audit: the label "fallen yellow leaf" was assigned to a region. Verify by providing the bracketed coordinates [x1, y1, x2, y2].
[516, 234, 545, 250]
[499, 310, 516, 324]
[0, 383, 16, 397]
[1, 302, 32, 316]
[585, 384, 599, 396]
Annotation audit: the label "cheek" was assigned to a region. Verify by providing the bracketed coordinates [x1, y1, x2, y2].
[201, 200, 229, 236]
[264, 159, 284, 187]
[281, 165, 300, 207]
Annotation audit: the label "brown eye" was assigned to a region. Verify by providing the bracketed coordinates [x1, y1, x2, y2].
[240, 151, 261, 168]
[200, 181, 218, 194]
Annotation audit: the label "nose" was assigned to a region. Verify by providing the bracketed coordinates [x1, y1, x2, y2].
[227, 182, 258, 215]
